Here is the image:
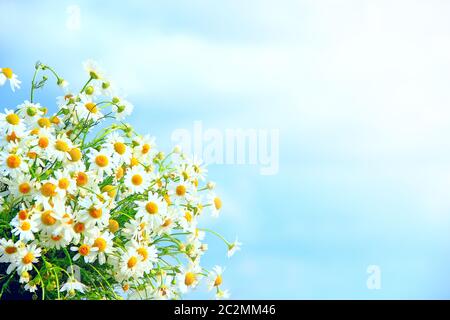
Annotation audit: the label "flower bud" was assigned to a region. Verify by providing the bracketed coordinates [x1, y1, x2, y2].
[84, 85, 94, 95]
[206, 181, 216, 190]
[26, 107, 37, 117]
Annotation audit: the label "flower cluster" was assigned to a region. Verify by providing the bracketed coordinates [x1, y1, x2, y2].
[0, 61, 240, 300]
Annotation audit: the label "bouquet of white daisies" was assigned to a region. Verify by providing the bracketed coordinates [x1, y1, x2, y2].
[0, 61, 240, 300]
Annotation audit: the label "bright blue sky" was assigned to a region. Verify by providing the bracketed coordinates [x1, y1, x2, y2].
[2, 0, 450, 299]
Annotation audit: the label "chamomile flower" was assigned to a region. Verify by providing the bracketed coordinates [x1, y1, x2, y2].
[16, 101, 44, 123]
[207, 266, 224, 291]
[177, 262, 202, 293]
[227, 237, 242, 258]
[168, 179, 193, 205]
[48, 135, 73, 161]
[32, 208, 60, 233]
[122, 218, 149, 242]
[16, 244, 41, 273]
[105, 132, 132, 165]
[71, 243, 98, 263]
[78, 196, 110, 228]
[124, 166, 152, 194]
[88, 148, 114, 175]
[216, 289, 230, 300]
[133, 134, 156, 162]
[0, 239, 21, 265]
[207, 192, 223, 218]
[0, 68, 21, 91]
[0, 151, 27, 174]
[118, 248, 145, 279]
[83, 59, 104, 79]
[135, 193, 166, 229]
[7, 173, 35, 198]
[88, 227, 115, 265]
[75, 94, 103, 121]
[11, 218, 38, 242]
[0, 109, 26, 134]
[41, 232, 70, 250]
[127, 240, 158, 273]
[60, 277, 87, 294]
[54, 169, 77, 196]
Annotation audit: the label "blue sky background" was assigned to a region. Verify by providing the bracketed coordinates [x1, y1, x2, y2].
[2, 0, 450, 299]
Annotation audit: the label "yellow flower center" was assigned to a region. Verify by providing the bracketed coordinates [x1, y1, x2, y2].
[85, 102, 98, 113]
[130, 157, 139, 167]
[51, 235, 62, 241]
[41, 210, 56, 226]
[93, 238, 107, 252]
[2, 68, 13, 79]
[214, 197, 222, 210]
[5, 246, 17, 254]
[127, 256, 138, 268]
[142, 143, 151, 154]
[114, 142, 126, 155]
[137, 247, 148, 261]
[176, 185, 186, 196]
[6, 154, 21, 169]
[76, 172, 88, 186]
[55, 140, 70, 152]
[6, 113, 20, 125]
[18, 182, 31, 194]
[131, 174, 143, 186]
[145, 201, 158, 214]
[37, 117, 51, 128]
[20, 221, 31, 231]
[89, 207, 103, 219]
[22, 252, 34, 265]
[108, 219, 119, 233]
[74, 222, 85, 233]
[58, 178, 70, 190]
[6, 131, 19, 143]
[18, 210, 28, 220]
[184, 211, 193, 223]
[184, 272, 196, 286]
[78, 244, 90, 256]
[162, 218, 172, 227]
[38, 136, 49, 148]
[101, 185, 117, 197]
[95, 155, 109, 167]
[41, 182, 57, 197]
[69, 148, 82, 162]
[214, 275, 223, 287]
[116, 166, 125, 179]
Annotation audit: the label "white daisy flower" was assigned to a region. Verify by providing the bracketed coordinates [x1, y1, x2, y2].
[227, 237, 242, 258]
[177, 262, 202, 293]
[118, 248, 145, 280]
[88, 148, 114, 175]
[105, 132, 132, 165]
[16, 243, 41, 273]
[124, 166, 152, 194]
[75, 94, 103, 121]
[207, 192, 222, 218]
[0, 68, 21, 91]
[11, 218, 38, 242]
[134, 192, 166, 230]
[70, 243, 98, 263]
[0, 109, 26, 135]
[60, 277, 87, 294]
[207, 265, 224, 291]
[87, 227, 115, 265]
